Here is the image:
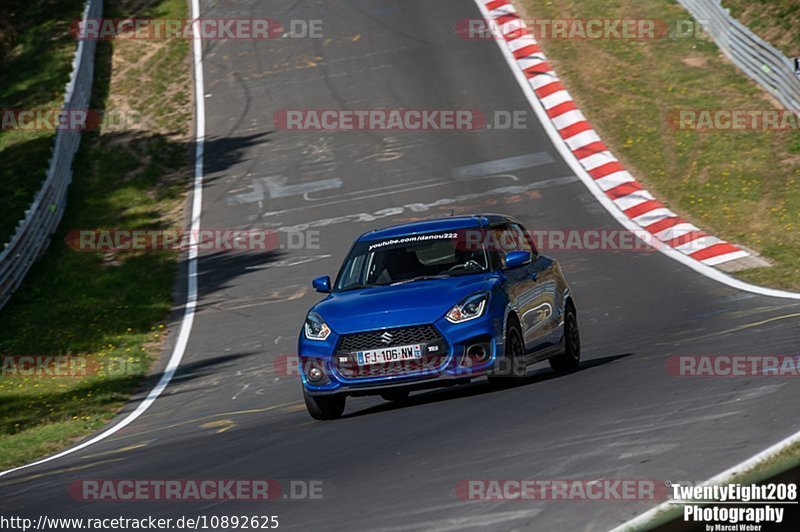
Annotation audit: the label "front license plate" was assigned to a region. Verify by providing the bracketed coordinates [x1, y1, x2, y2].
[356, 344, 423, 366]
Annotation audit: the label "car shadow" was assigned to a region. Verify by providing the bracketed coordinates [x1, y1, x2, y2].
[341, 353, 633, 419]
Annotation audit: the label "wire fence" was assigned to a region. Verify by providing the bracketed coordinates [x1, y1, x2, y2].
[677, 0, 800, 112]
[0, 0, 102, 311]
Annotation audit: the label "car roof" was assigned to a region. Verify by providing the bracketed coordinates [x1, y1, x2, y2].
[357, 214, 519, 241]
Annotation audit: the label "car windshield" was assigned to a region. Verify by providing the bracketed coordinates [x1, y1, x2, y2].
[334, 230, 489, 291]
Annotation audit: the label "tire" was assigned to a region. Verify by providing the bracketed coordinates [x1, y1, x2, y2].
[549, 305, 581, 372]
[488, 319, 527, 387]
[303, 389, 346, 420]
[380, 390, 410, 402]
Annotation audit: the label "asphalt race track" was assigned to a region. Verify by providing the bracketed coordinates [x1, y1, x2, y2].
[2, 1, 800, 530]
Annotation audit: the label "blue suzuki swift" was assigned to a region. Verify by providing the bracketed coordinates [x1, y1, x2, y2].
[298, 214, 580, 419]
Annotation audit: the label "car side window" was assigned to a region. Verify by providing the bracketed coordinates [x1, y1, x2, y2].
[489, 223, 537, 269]
[339, 253, 367, 289]
[509, 223, 537, 255]
[489, 224, 518, 268]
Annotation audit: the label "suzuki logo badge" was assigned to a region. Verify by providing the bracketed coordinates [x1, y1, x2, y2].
[380, 332, 393, 345]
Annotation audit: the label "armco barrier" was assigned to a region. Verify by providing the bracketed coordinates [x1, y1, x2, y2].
[678, 0, 800, 112]
[0, 0, 102, 311]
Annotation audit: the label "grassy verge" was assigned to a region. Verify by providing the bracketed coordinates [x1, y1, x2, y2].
[722, 0, 800, 57]
[516, 0, 800, 290]
[0, 0, 191, 469]
[0, 0, 88, 245]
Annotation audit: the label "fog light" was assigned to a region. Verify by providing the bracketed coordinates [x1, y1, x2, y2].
[466, 344, 487, 360]
[308, 365, 324, 382]
[462, 342, 491, 367]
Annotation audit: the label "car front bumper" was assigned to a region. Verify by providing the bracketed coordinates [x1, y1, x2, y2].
[298, 313, 505, 396]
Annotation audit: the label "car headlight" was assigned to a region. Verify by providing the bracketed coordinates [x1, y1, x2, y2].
[446, 293, 489, 323]
[304, 311, 331, 341]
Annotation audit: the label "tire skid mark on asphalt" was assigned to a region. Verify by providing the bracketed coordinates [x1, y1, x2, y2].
[495, 412, 741, 455]
[199, 285, 308, 313]
[604, 391, 782, 425]
[104, 403, 300, 444]
[273, 175, 578, 232]
[80, 442, 150, 460]
[472, 382, 771, 448]
[0, 458, 126, 488]
[617, 443, 681, 459]
[451, 151, 554, 178]
[225, 45, 417, 81]
[227, 176, 344, 205]
[167, 360, 286, 400]
[304, 177, 441, 202]
[258, 171, 548, 218]
[199, 419, 236, 433]
[261, 180, 464, 217]
[244, 254, 333, 270]
[653, 312, 800, 346]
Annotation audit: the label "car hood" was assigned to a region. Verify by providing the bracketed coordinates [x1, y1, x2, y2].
[313, 275, 491, 334]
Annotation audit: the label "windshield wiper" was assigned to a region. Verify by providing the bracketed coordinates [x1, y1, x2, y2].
[390, 275, 450, 286]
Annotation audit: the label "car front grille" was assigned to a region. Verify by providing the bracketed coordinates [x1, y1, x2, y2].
[334, 325, 448, 379]
[337, 325, 443, 352]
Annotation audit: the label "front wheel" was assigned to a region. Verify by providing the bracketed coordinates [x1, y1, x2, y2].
[488, 320, 527, 387]
[549, 306, 581, 372]
[303, 389, 346, 420]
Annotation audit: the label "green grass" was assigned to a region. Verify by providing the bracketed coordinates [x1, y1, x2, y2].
[518, 0, 800, 290]
[0, 0, 191, 470]
[0, 0, 88, 245]
[722, 0, 800, 57]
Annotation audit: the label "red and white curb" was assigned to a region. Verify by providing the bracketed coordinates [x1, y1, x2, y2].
[479, 0, 768, 272]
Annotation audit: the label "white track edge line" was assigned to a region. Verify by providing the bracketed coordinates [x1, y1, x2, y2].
[470, 1, 800, 530]
[472, 0, 800, 301]
[0, 0, 206, 479]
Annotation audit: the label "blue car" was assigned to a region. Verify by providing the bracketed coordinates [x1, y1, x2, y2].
[298, 214, 580, 419]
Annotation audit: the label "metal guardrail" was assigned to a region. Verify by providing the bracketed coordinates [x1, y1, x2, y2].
[677, 0, 800, 112]
[0, 0, 102, 311]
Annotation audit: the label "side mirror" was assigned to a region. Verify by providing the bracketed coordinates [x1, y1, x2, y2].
[312, 276, 332, 293]
[504, 251, 532, 269]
